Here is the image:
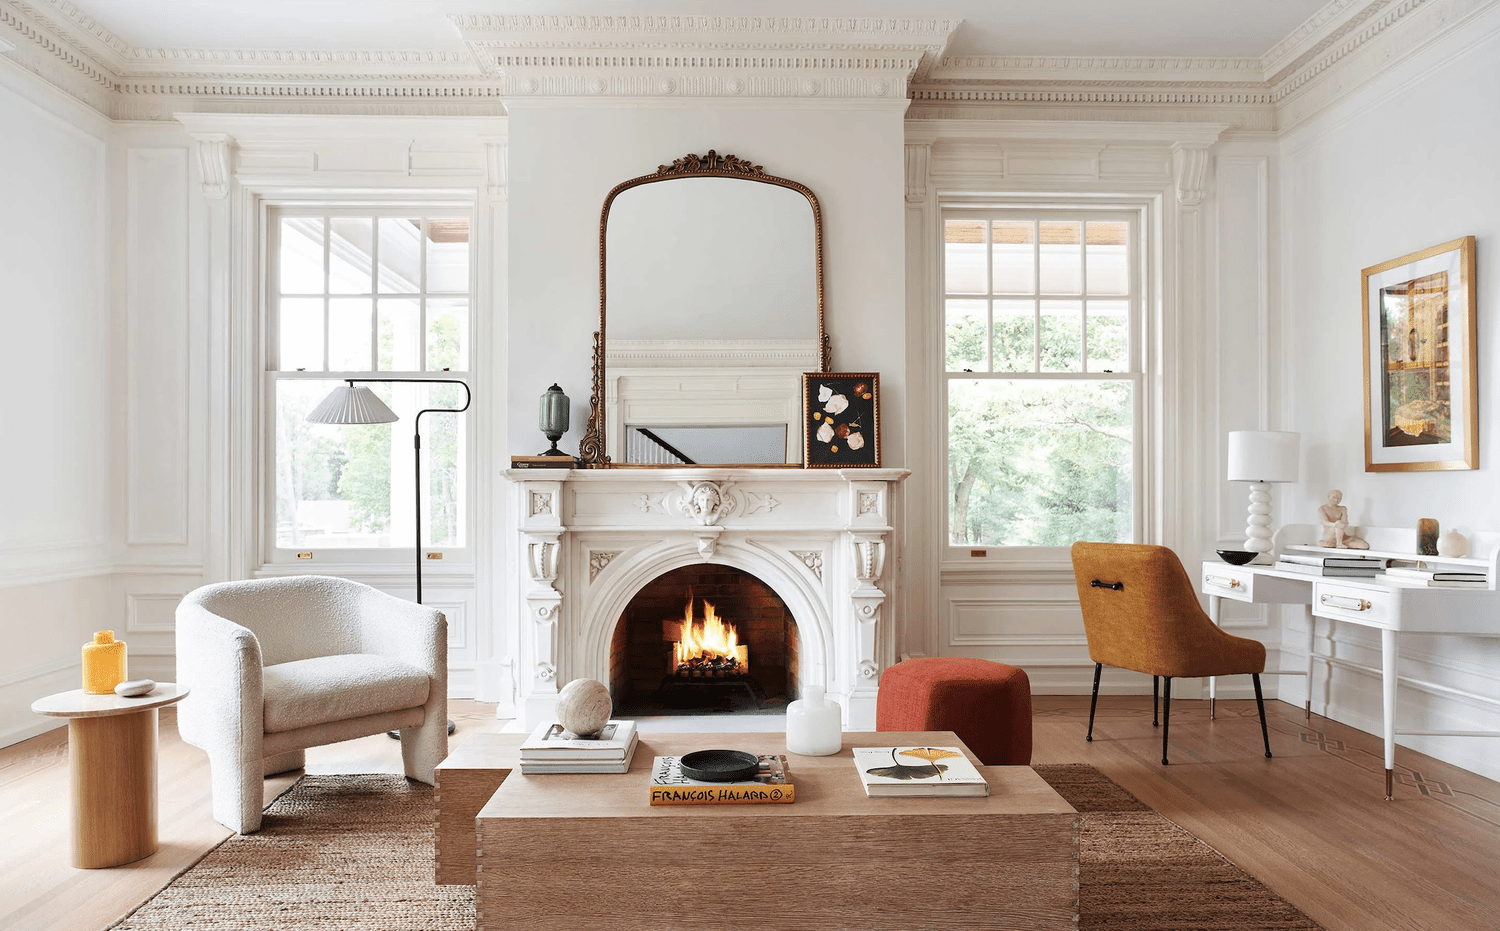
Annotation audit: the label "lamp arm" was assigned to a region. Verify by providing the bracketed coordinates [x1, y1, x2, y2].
[341, 377, 472, 605]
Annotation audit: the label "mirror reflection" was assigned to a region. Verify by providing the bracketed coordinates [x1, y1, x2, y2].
[590, 158, 826, 466]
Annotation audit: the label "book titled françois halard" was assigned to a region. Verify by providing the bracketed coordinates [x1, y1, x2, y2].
[648, 755, 795, 805]
[853, 746, 990, 798]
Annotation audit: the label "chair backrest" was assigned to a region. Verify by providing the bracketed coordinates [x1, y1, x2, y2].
[1069, 541, 1255, 678]
[180, 576, 376, 666]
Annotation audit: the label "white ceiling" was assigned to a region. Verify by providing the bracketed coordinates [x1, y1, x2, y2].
[58, 0, 1332, 59]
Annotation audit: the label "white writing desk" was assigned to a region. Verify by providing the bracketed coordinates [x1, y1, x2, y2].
[1201, 525, 1500, 799]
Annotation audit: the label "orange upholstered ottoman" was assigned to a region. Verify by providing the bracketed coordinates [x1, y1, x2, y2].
[876, 657, 1033, 765]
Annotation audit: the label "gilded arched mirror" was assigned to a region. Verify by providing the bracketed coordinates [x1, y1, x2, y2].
[579, 151, 829, 467]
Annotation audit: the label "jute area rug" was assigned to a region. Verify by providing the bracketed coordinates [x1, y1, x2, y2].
[111, 764, 1322, 931]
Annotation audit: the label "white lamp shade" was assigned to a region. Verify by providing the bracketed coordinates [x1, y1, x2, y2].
[306, 385, 399, 425]
[1226, 430, 1300, 483]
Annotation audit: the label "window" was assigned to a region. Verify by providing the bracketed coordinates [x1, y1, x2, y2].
[267, 209, 472, 558]
[943, 210, 1142, 548]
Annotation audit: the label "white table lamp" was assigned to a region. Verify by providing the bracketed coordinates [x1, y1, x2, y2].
[1227, 430, 1299, 558]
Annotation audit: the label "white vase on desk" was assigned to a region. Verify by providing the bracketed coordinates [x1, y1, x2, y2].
[785, 684, 842, 756]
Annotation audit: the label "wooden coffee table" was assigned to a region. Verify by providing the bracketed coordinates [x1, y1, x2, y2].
[474, 731, 1078, 931]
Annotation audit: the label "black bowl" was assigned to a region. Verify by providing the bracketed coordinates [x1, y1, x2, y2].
[1216, 549, 1258, 566]
[679, 749, 761, 782]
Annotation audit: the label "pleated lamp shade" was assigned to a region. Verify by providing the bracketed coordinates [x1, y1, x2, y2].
[306, 385, 399, 425]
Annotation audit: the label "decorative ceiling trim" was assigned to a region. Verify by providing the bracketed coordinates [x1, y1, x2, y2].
[0, 0, 1473, 125]
[454, 14, 958, 100]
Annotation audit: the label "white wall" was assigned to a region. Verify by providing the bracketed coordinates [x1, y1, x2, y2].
[1279, 6, 1500, 780]
[0, 67, 113, 744]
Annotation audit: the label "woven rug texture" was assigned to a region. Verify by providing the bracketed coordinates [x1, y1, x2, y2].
[111, 764, 1322, 931]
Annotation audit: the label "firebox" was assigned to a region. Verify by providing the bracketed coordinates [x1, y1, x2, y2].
[609, 564, 801, 714]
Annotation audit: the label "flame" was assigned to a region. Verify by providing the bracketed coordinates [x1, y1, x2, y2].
[672, 590, 748, 670]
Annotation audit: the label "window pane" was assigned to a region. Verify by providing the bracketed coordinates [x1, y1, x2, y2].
[426, 219, 471, 293]
[1086, 221, 1129, 295]
[945, 299, 987, 371]
[377, 218, 423, 294]
[275, 379, 393, 549]
[378, 298, 420, 371]
[328, 298, 373, 372]
[275, 380, 467, 548]
[991, 220, 1035, 293]
[1039, 221, 1082, 294]
[328, 218, 374, 294]
[427, 297, 469, 371]
[279, 218, 325, 294]
[1087, 300, 1129, 373]
[1040, 300, 1082, 372]
[944, 220, 987, 294]
[992, 300, 1035, 373]
[279, 298, 324, 371]
[948, 378, 1134, 546]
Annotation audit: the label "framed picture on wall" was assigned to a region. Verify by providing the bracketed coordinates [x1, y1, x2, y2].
[803, 373, 880, 468]
[1362, 236, 1478, 472]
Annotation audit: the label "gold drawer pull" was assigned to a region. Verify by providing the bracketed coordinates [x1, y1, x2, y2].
[1321, 594, 1372, 611]
[1205, 575, 1242, 589]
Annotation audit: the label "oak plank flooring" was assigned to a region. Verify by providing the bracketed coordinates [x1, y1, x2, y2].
[1, 697, 1496, 931]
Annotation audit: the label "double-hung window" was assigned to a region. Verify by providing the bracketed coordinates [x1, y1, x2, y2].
[266, 208, 473, 562]
[943, 209, 1143, 548]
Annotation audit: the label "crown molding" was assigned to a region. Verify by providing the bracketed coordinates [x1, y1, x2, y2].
[454, 14, 958, 101]
[0, 0, 1482, 128]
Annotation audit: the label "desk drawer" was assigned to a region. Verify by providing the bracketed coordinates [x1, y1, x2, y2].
[1202, 564, 1256, 601]
[1313, 581, 1394, 629]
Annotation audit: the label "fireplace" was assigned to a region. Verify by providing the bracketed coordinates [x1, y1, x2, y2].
[506, 467, 907, 729]
[609, 565, 801, 715]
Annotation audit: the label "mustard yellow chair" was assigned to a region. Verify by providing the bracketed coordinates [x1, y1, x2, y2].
[1070, 542, 1272, 765]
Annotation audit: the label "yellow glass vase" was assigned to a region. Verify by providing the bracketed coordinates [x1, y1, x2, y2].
[82, 630, 127, 695]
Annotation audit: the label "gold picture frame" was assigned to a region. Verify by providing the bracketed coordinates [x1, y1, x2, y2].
[803, 373, 880, 468]
[1362, 236, 1478, 472]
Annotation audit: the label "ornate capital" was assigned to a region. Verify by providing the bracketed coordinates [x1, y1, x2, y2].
[1172, 141, 1212, 207]
[189, 132, 232, 200]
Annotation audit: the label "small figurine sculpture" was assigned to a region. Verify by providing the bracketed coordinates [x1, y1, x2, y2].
[1318, 490, 1369, 549]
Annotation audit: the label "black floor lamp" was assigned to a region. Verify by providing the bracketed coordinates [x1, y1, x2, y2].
[307, 376, 470, 735]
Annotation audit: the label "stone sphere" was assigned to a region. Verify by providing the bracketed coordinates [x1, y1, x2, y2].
[555, 678, 613, 736]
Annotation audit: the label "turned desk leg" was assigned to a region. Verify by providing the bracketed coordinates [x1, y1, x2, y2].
[1305, 606, 1315, 720]
[1381, 628, 1398, 801]
[69, 709, 158, 868]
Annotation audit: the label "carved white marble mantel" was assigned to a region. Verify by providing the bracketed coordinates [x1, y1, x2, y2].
[505, 467, 909, 730]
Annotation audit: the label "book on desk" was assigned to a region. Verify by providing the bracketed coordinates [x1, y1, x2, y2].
[852, 746, 990, 798]
[519, 720, 639, 774]
[647, 755, 794, 805]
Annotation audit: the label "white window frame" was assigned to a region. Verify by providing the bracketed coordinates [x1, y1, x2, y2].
[261, 202, 477, 569]
[940, 200, 1152, 559]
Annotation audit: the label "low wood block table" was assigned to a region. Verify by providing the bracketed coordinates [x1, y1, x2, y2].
[31, 683, 189, 869]
[433, 732, 525, 884]
[475, 730, 1079, 931]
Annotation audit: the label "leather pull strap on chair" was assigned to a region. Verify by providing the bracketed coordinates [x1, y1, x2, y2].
[1069, 542, 1272, 765]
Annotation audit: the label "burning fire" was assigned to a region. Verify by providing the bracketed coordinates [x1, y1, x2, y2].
[672, 592, 749, 674]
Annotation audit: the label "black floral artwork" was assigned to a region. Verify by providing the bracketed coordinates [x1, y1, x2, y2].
[803, 373, 880, 467]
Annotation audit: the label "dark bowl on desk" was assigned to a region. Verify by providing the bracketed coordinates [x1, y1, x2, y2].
[1216, 549, 1258, 566]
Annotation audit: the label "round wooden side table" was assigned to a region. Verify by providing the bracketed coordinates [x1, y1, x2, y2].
[32, 683, 189, 869]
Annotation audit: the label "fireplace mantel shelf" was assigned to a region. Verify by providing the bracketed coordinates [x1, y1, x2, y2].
[506, 467, 909, 730]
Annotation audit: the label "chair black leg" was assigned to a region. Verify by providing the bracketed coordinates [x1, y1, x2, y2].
[1253, 672, 1272, 759]
[1086, 664, 1102, 741]
[1160, 677, 1172, 765]
[1152, 676, 1160, 726]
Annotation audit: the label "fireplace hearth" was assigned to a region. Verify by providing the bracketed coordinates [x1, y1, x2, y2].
[506, 467, 908, 729]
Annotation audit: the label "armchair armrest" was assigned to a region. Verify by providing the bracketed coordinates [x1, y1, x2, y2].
[350, 586, 446, 676]
[174, 600, 265, 759]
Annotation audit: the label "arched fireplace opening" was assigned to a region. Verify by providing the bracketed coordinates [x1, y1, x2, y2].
[609, 564, 801, 715]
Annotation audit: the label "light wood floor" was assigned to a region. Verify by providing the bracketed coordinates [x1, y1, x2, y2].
[2, 697, 1497, 931]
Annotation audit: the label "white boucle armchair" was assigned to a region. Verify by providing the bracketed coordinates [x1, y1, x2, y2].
[176, 575, 447, 834]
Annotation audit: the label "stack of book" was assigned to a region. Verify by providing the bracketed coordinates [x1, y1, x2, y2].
[518, 719, 639, 774]
[648, 755, 794, 805]
[852, 746, 990, 798]
[1377, 566, 1491, 588]
[1274, 552, 1386, 576]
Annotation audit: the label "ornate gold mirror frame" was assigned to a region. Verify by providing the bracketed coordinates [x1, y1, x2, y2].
[578, 151, 829, 467]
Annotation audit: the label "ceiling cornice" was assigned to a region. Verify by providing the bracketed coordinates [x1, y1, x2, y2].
[0, 0, 1479, 128]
